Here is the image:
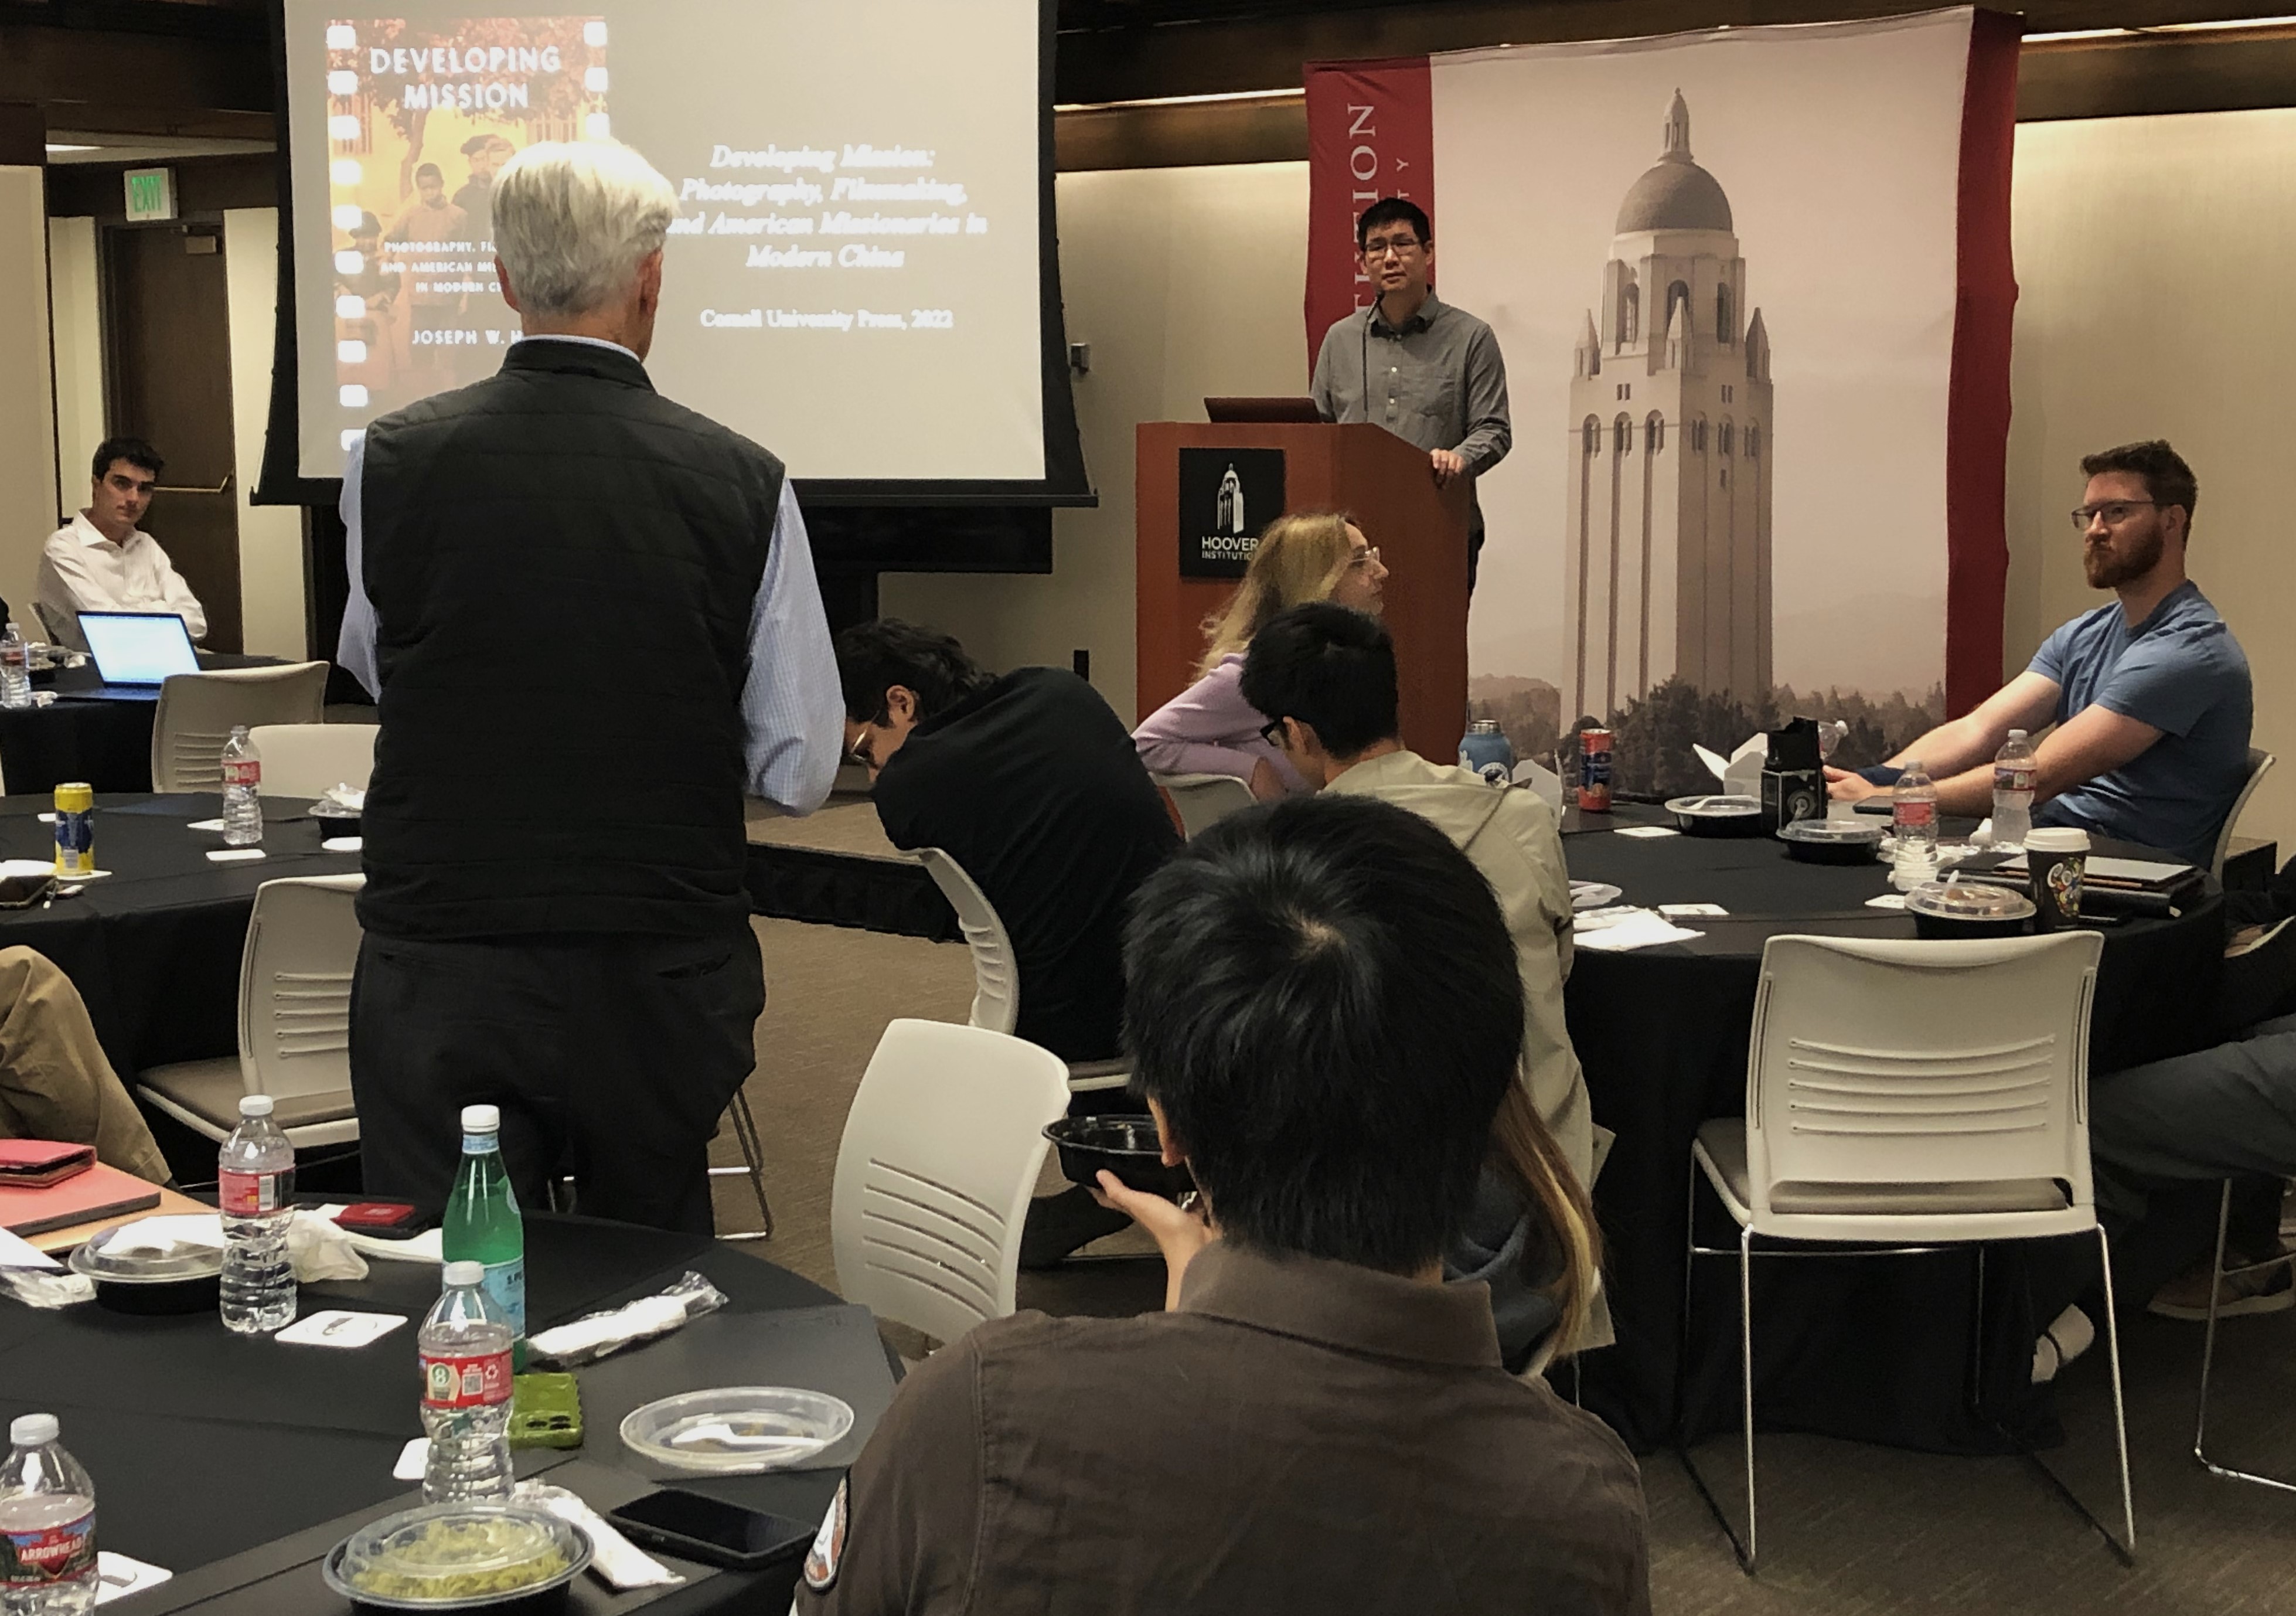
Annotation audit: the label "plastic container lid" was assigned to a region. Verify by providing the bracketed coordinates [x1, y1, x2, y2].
[441, 1260, 483, 1287]
[1664, 794, 1762, 817]
[239, 1094, 274, 1118]
[1905, 880, 2036, 923]
[461, 1104, 500, 1133]
[1778, 818, 1883, 845]
[324, 1500, 588, 1610]
[10, 1414, 57, 1447]
[619, 1386, 856, 1474]
[70, 1223, 226, 1284]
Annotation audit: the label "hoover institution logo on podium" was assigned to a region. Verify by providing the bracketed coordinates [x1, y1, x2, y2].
[1177, 447, 1286, 578]
[1565, 91, 1774, 726]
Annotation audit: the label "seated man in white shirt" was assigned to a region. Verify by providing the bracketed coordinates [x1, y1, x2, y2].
[38, 437, 208, 651]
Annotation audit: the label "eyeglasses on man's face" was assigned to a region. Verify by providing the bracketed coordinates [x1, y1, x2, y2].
[1347, 546, 1382, 569]
[1259, 716, 1290, 748]
[2069, 499, 2157, 532]
[1361, 234, 1424, 261]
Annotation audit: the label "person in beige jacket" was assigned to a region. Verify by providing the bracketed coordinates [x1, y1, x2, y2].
[1242, 601, 1610, 1353]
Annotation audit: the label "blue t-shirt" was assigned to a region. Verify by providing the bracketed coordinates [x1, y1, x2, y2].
[2027, 581, 2252, 866]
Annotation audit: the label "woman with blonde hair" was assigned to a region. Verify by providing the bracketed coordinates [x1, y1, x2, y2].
[1132, 511, 1388, 800]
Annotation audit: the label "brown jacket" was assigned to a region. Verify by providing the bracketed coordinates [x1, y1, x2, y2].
[796, 1242, 1650, 1615]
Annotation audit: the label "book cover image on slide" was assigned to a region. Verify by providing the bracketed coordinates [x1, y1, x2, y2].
[322, 15, 608, 422]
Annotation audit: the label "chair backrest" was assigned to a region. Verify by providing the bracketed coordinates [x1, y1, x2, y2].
[151, 662, 330, 791]
[1744, 931, 2103, 1220]
[917, 847, 1018, 1036]
[247, 723, 377, 798]
[236, 873, 365, 1104]
[2212, 747, 2276, 880]
[832, 1018, 1071, 1344]
[1152, 771, 1257, 839]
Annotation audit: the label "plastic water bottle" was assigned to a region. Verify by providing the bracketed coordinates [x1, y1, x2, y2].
[441, 1105, 526, 1347]
[217, 1093, 297, 1334]
[1992, 729, 2037, 852]
[220, 725, 263, 846]
[1891, 758, 1940, 890]
[0, 626, 30, 713]
[0, 1414, 97, 1615]
[420, 1261, 516, 1502]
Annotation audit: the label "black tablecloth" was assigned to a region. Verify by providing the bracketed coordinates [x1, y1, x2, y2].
[1559, 805, 2224, 1454]
[0, 793, 361, 1074]
[0, 1214, 889, 1614]
[0, 654, 282, 796]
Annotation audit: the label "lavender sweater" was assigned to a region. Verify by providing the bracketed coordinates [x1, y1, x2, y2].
[1131, 654, 1309, 794]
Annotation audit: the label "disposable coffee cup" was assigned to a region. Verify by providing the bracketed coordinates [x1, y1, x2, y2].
[2025, 826, 2090, 930]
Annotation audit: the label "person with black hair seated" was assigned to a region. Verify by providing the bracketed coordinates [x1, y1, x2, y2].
[835, 620, 1181, 1263]
[793, 794, 1646, 1615]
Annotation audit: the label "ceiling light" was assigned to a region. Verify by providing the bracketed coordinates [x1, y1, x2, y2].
[44, 144, 99, 154]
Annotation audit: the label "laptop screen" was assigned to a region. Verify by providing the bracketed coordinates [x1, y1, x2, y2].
[79, 613, 199, 685]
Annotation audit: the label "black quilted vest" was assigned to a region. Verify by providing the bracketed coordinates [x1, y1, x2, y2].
[357, 339, 782, 940]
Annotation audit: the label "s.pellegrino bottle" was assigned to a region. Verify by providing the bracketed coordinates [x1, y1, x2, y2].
[0, 1414, 97, 1615]
[419, 1262, 515, 1502]
[441, 1105, 525, 1350]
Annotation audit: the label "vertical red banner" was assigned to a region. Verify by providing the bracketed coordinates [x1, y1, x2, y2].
[1303, 57, 1434, 373]
[1944, 9, 2022, 716]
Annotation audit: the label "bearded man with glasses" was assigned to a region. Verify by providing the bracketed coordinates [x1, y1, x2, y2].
[1310, 197, 1511, 589]
[1827, 440, 2250, 868]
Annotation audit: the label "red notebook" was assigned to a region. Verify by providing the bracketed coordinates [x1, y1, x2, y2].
[0, 1161, 162, 1236]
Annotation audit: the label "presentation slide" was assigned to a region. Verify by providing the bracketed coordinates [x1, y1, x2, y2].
[282, 0, 1046, 485]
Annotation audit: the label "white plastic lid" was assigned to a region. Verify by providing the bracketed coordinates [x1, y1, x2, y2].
[442, 1260, 484, 1287]
[239, 1094, 274, 1118]
[461, 1104, 500, 1133]
[10, 1413, 57, 1447]
[2008, 729, 2029, 741]
[2025, 826, 2091, 853]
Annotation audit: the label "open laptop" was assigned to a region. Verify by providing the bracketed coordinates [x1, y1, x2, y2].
[75, 612, 200, 700]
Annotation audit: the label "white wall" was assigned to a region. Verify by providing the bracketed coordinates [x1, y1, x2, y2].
[0, 170, 57, 628]
[225, 208, 307, 658]
[2008, 109, 2296, 857]
[46, 216, 103, 528]
[880, 162, 1310, 722]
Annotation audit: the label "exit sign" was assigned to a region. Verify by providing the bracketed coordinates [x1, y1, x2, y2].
[123, 167, 175, 222]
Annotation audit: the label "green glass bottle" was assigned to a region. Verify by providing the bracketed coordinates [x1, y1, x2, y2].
[441, 1105, 526, 1358]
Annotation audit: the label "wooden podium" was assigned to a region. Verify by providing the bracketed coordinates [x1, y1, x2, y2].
[1136, 422, 1472, 763]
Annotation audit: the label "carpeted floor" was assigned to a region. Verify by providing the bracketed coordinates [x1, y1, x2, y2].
[714, 911, 2296, 1614]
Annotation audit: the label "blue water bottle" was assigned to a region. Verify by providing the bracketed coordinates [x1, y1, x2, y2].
[1459, 720, 1515, 786]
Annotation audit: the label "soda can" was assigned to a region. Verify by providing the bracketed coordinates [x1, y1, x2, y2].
[1577, 729, 1614, 812]
[52, 781, 94, 878]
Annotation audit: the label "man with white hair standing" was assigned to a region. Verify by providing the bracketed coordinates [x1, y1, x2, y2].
[338, 141, 842, 1234]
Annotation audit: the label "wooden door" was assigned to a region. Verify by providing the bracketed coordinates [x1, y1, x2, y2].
[103, 223, 242, 652]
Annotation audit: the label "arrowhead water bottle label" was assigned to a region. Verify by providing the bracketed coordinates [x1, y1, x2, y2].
[0, 1508, 96, 1586]
[222, 758, 260, 788]
[217, 1169, 281, 1215]
[479, 1258, 526, 1339]
[421, 1349, 512, 1410]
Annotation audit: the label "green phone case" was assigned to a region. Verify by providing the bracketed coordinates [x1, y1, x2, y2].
[509, 1372, 584, 1450]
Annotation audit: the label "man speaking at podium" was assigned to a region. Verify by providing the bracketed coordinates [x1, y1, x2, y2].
[1311, 198, 1511, 589]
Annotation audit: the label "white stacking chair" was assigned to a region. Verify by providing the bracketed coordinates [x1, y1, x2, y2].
[1151, 771, 1256, 839]
[832, 1018, 1072, 1345]
[915, 846, 1128, 1094]
[137, 874, 365, 1150]
[247, 722, 377, 797]
[151, 662, 329, 791]
[2192, 1177, 2296, 1492]
[1681, 930, 2130, 1571]
[2210, 747, 2276, 882]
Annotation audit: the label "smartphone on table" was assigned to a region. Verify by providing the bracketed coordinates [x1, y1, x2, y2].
[605, 1487, 817, 1571]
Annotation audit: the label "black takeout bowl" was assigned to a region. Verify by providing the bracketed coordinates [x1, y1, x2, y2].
[1664, 794, 1765, 837]
[1043, 1115, 1194, 1200]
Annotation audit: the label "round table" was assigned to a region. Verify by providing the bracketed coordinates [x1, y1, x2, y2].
[0, 655, 284, 797]
[1558, 804, 2225, 1454]
[0, 1216, 887, 1614]
[0, 794, 362, 1076]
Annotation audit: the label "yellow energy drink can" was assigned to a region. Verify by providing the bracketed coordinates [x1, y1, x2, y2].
[53, 781, 94, 877]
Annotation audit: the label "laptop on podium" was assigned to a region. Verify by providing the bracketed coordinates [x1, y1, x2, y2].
[75, 612, 200, 700]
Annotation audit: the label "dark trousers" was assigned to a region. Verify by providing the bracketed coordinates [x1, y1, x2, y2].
[349, 927, 764, 1236]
